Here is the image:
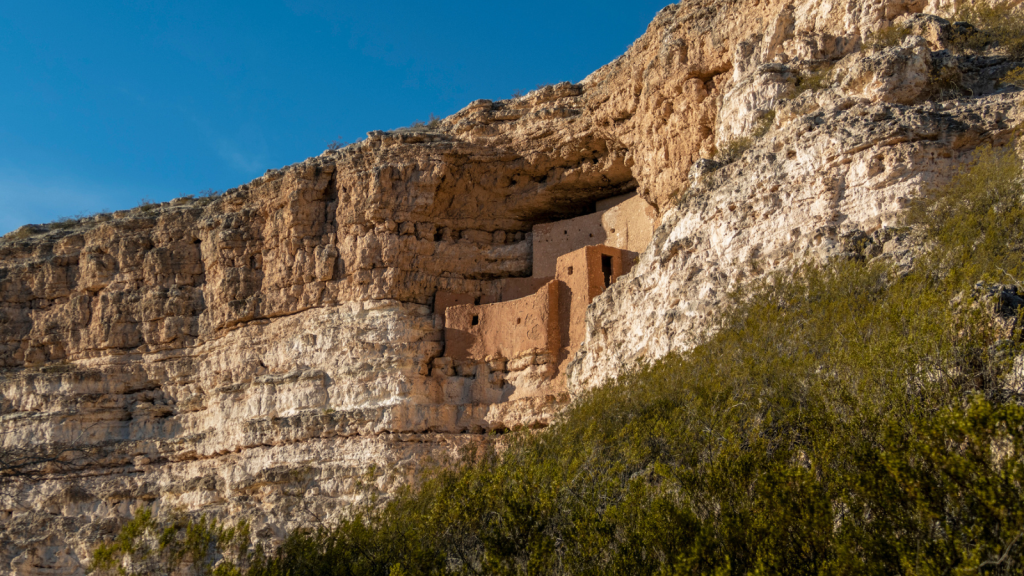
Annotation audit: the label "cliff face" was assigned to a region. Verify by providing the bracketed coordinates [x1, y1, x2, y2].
[1, 0, 1021, 573]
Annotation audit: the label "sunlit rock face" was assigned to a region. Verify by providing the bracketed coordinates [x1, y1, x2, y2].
[2, 0, 1022, 572]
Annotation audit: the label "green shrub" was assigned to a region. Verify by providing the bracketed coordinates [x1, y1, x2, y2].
[1002, 66, 1024, 88]
[864, 24, 911, 50]
[4, 226, 37, 241]
[714, 111, 774, 165]
[791, 64, 834, 97]
[50, 216, 82, 230]
[930, 61, 969, 101]
[90, 511, 252, 575]
[398, 114, 442, 133]
[43, 211, 107, 231]
[950, 3, 1024, 59]
[192, 189, 223, 207]
[908, 144, 1024, 285]
[90, 508, 157, 573]
[714, 135, 754, 165]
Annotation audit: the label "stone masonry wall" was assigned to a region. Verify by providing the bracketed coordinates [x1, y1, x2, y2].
[443, 281, 560, 363]
[533, 194, 655, 277]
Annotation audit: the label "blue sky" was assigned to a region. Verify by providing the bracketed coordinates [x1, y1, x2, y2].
[0, 1, 672, 235]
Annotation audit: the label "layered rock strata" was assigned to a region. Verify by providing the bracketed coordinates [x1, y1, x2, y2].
[2, 0, 1022, 573]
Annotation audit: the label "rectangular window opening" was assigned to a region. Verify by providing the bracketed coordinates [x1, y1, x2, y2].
[471, 315, 479, 326]
[601, 255, 613, 288]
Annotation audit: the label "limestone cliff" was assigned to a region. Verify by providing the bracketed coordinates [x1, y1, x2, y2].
[2, 0, 1022, 573]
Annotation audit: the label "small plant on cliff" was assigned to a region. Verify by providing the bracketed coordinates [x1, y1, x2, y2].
[714, 136, 754, 165]
[791, 64, 834, 97]
[3, 226, 35, 241]
[1002, 66, 1024, 89]
[50, 214, 88, 229]
[398, 114, 442, 133]
[864, 23, 912, 50]
[751, 110, 774, 138]
[193, 189, 223, 206]
[40, 210, 108, 231]
[1, 425, 99, 487]
[714, 110, 775, 165]
[930, 60, 969, 101]
[136, 198, 159, 212]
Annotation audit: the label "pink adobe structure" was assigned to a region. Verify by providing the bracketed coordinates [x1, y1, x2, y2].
[433, 193, 656, 382]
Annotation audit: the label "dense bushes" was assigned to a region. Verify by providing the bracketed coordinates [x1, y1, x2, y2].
[96, 145, 1024, 575]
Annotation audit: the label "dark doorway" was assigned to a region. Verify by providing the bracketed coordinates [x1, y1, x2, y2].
[602, 255, 613, 288]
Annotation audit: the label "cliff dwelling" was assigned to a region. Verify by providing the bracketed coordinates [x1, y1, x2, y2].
[431, 192, 656, 398]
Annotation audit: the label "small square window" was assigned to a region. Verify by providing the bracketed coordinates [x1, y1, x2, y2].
[471, 315, 479, 326]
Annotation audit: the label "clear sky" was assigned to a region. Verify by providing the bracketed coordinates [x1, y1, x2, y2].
[0, 1, 672, 235]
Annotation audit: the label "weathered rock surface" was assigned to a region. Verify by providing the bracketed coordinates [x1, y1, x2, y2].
[2, 0, 1023, 573]
[571, 93, 1024, 394]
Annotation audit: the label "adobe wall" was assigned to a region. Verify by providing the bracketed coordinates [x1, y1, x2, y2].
[533, 194, 655, 277]
[500, 277, 554, 302]
[596, 191, 635, 211]
[434, 291, 476, 320]
[555, 245, 630, 362]
[433, 278, 552, 328]
[608, 194, 657, 258]
[444, 280, 559, 362]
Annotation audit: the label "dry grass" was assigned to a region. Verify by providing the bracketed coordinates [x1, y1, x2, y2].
[864, 24, 911, 50]
[397, 113, 443, 133]
[4, 227, 35, 241]
[930, 62, 969, 100]
[714, 110, 775, 166]
[1002, 66, 1024, 88]
[792, 65, 834, 96]
[136, 197, 159, 212]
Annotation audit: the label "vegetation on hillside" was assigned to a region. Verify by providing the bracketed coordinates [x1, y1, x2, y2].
[92, 145, 1024, 575]
[950, 2, 1024, 59]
